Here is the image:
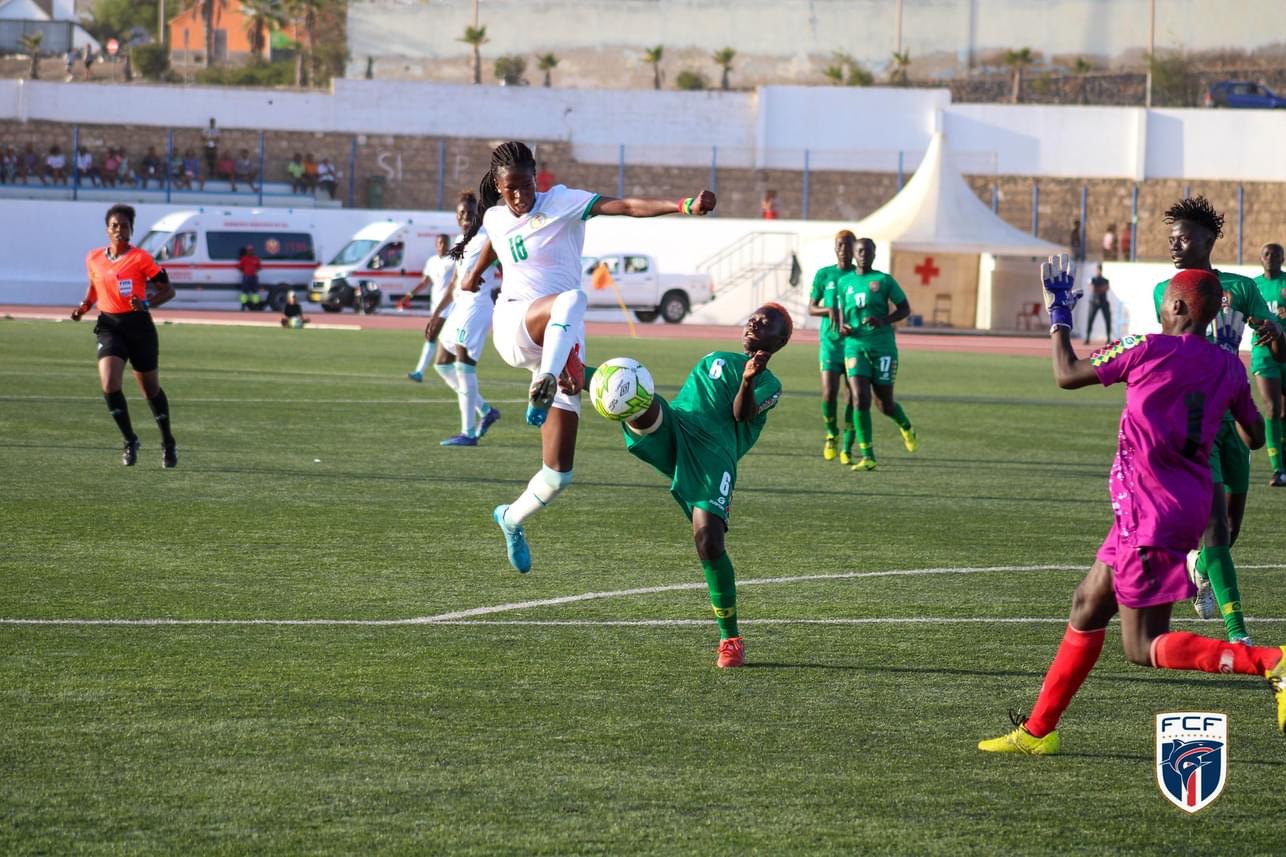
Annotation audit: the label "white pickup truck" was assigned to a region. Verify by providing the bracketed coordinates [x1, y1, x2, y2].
[580, 253, 713, 323]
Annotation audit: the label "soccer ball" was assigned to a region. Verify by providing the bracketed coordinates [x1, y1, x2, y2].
[590, 357, 655, 421]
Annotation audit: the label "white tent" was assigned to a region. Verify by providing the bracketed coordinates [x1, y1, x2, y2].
[852, 132, 1064, 257]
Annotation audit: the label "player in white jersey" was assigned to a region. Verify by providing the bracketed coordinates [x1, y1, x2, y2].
[434, 191, 501, 446]
[401, 234, 456, 382]
[455, 140, 715, 573]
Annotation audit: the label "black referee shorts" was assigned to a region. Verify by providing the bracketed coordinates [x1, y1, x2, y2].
[94, 311, 159, 372]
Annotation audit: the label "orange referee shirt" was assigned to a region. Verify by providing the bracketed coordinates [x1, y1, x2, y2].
[86, 246, 162, 314]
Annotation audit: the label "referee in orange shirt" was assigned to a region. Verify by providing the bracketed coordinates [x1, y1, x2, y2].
[71, 204, 179, 467]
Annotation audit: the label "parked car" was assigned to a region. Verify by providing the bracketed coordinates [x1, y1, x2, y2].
[580, 253, 713, 323]
[1204, 81, 1286, 109]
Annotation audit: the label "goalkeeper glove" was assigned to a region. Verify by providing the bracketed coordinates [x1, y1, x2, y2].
[1040, 254, 1081, 333]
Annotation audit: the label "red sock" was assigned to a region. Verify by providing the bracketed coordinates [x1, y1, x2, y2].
[1152, 631, 1283, 675]
[1025, 624, 1107, 738]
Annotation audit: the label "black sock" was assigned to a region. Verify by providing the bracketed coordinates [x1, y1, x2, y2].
[104, 390, 136, 441]
[147, 388, 175, 445]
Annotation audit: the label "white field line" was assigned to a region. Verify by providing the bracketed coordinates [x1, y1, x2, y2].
[0, 395, 530, 406]
[3, 563, 1283, 627]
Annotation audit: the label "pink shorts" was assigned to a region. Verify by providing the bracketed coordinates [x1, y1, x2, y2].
[1096, 524, 1196, 609]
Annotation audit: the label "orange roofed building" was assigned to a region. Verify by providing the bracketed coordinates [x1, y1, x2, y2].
[169, 0, 302, 69]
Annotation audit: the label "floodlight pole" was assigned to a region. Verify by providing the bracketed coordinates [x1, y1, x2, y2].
[1144, 0, 1155, 108]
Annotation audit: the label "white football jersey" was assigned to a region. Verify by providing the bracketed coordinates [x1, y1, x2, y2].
[481, 184, 599, 302]
[423, 246, 457, 312]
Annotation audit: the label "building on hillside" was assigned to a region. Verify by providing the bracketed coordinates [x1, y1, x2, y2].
[0, 0, 99, 55]
[168, 0, 300, 70]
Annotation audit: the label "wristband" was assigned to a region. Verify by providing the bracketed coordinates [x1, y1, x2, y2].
[141, 299, 150, 310]
[1048, 305, 1072, 332]
[678, 197, 696, 215]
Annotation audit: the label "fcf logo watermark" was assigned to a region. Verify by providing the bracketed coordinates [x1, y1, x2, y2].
[1156, 712, 1227, 813]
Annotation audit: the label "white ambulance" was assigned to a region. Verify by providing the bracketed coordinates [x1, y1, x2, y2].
[308, 218, 457, 312]
[136, 210, 322, 311]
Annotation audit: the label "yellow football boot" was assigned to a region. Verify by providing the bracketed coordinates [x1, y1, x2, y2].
[978, 725, 1061, 755]
[900, 425, 919, 453]
[823, 435, 838, 461]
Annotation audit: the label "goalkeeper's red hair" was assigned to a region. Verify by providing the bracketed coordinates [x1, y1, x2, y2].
[760, 302, 794, 350]
[1167, 269, 1223, 328]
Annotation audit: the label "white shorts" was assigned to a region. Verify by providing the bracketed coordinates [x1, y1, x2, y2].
[492, 295, 584, 415]
[440, 290, 494, 363]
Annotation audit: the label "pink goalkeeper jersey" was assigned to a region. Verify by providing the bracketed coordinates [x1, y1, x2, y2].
[1092, 333, 1259, 549]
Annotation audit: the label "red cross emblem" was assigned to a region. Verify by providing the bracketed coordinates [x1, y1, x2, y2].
[913, 256, 941, 286]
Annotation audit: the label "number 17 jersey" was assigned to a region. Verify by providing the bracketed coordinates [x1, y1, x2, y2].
[482, 184, 600, 302]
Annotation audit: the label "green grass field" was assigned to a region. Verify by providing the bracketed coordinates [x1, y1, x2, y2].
[2, 317, 1284, 855]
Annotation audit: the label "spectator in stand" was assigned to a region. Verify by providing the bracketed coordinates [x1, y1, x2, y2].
[181, 149, 203, 191]
[116, 149, 137, 187]
[64, 47, 75, 81]
[1102, 224, 1118, 260]
[316, 157, 338, 199]
[213, 150, 237, 190]
[761, 188, 780, 220]
[303, 153, 319, 193]
[169, 150, 188, 189]
[234, 149, 258, 192]
[45, 145, 68, 185]
[17, 143, 39, 184]
[140, 146, 162, 188]
[75, 147, 100, 186]
[1, 146, 16, 183]
[237, 245, 263, 310]
[101, 147, 121, 187]
[1120, 222, 1133, 260]
[536, 161, 555, 192]
[201, 118, 219, 178]
[287, 152, 305, 193]
[81, 44, 94, 81]
[1070, 218, 1084, 261]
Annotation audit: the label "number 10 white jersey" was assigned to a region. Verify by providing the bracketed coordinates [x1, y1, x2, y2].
[481, 184, 599, 303]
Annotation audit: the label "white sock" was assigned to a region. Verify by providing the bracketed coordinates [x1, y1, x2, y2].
[505, 465, 573, 526]
[433, 362, 460, 393]
[455, 363, 480, 437]
[414, 341, 436, 374]
[537, 289, 586, 379]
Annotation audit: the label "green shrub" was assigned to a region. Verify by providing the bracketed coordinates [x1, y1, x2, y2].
[675, 69, 707, 90]
[132, 43, 169, 81]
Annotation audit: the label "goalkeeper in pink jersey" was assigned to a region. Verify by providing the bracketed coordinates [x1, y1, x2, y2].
[979, 260, 1286, 755]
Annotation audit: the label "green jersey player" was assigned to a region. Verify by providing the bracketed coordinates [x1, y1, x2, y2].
[809, 231, 857, 463]
[1252, 242, 1286, 486]
[832, 238, 918, 471]
[603, 303, 791, 668]
[1150, 196, 1286, 643]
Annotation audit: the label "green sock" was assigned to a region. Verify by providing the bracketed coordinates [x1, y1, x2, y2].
[856, 409, 874, 459]
[843, 401, 856, 453]
[889, 402, 912, 430]
[701, 552, 739, 639]
[1270, 417, 1283, 473]
[1201, 545, 1248, 640]
[822, 400, 838, 437]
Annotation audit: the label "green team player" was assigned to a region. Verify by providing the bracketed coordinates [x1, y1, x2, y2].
[1252, 242, 1286, 487]
[1151, 196, 1286, 643]
[601, 303, 791, 668]
[809, 230, 857, 463]
[831, 237, 918, 471]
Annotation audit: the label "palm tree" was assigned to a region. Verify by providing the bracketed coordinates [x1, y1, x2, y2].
[642, 45, 663, 90]
[889, 50, 911, 86]
[459, 25, 488, 84]
[1004, 47, 1034, 103]
[284, 0, 328, 86]
[711, 46, 735, 91]
[19, 31, 42, 79]
[822, 63, 844, 85]
[1072, 56, 1093, 104]
[243, 0, 285, 60]
[192, 0, 228, 67]
[537, 52, 558, 88]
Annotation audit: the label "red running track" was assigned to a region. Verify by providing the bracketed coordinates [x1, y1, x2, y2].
[2, 304, 1071, 357]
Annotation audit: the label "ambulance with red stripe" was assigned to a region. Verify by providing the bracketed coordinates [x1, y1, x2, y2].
[136, 210, 321, 311]
[308, 218, 457, 313]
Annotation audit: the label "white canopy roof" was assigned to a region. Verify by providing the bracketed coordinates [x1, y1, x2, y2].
[853, 132, 1064, 258]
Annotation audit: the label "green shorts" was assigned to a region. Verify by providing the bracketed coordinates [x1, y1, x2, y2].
[623, 396, 737, 524]
[1210, 418, 1250, 494]
[844, 339, 899, 385]
[1251, 348, 1286, 380]
[818, 336, 845, 374]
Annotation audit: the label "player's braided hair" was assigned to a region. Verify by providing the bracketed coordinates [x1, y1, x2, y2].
[453, 142, 537, 258]
[1163, 195, 1224, 239]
